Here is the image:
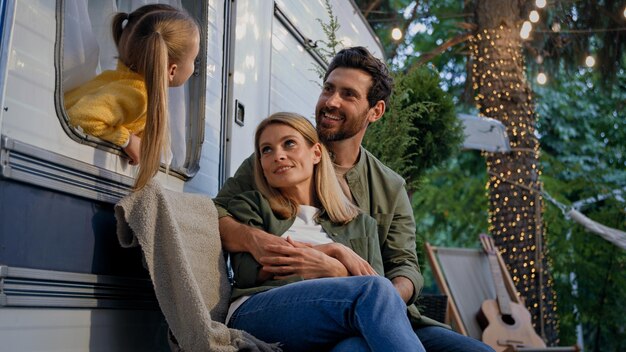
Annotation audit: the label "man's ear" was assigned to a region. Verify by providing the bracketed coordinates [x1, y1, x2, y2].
[168, 63, 177, 83]
[367, 100, 386, 123]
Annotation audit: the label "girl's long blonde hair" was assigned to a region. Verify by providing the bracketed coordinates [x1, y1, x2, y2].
[253, 112, 360, 224]
[111, 4, 198, 190]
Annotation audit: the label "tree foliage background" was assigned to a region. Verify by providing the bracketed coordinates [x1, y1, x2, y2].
[536, 69, 626, 350]
[354, 0, 626, 350]
[362, 66, 463, 195]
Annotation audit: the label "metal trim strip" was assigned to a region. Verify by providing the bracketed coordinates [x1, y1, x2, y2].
[0, 265, 158, 310]
[1, 135, 134, 203]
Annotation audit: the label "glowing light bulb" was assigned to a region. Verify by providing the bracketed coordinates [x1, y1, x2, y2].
[529, 10, 540, 23]
[551, 23, 561, 32]
[536, 72, 547, 85]
[536, 0, 546, 8]
[520, 21, 532, 39]
[391, 28, 403, 41]
[585, 55, 596, 67]
[623, 6, 626, 18]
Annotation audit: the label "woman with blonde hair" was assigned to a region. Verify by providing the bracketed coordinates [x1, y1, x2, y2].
[224, 112, 425, 352]
[64, 4, 200, 190]
[252, 112, 359, 225]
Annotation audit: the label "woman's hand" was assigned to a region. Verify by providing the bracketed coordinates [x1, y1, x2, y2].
[123, 134, 141, 165]
[315, 243, 378, 276]
[260, 237, 349, 279]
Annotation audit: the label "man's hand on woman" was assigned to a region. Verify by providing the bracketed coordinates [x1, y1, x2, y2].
[219, 216, 290, 261]
[314, 243, 378, 276]
[260, 237, 349, 279]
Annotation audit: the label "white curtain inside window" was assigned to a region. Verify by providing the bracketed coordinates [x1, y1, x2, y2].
[63, 0, 188, 169]
[62, 1, 99, 92]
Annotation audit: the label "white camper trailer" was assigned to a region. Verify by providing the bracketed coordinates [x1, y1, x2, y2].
[0, 0, 382, 350]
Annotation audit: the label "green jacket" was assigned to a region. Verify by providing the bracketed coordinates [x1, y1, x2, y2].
[226, 190, 384, 300]
[215, 148, 444, 328]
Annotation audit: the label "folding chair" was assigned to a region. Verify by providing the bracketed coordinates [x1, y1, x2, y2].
[425, 242, 579, 352]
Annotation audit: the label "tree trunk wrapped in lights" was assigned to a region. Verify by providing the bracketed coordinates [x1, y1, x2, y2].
[471, 0, 559, 345]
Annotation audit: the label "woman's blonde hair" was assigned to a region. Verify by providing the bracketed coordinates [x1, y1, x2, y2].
[111, 4, 199, 190]
[253, 112, 360, 224]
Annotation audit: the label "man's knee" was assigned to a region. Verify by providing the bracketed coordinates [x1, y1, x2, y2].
[414, 326, 495, 352]
[330, 337, 370, 352]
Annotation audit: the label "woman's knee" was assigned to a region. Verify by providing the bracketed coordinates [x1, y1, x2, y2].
[361, 276, 400, 297]
[351, 276, 407, 312]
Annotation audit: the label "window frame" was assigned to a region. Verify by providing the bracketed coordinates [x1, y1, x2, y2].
[53, 0, 207, 180]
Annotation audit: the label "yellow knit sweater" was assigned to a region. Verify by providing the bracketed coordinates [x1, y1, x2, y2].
[64, 62, 147, 147]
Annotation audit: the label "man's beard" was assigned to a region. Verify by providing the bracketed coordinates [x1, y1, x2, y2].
[317, 127, 352, 143]
[316, 108, 363, 143]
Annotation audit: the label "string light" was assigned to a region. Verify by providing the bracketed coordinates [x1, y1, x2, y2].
[520, 21, 532, 39]
[551, 23, 561, 32]
[623, 6, 626, 19]
[536, 72, 547, 85]
[536, 0, 547, 9]
[529, 10, 540, 23]
[391, 27, 403, 41]
[471, 25, 560, 343]
[585, 55, 596, 67]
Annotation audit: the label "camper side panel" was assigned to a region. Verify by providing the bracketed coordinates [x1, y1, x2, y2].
[222, 0, 274, 178]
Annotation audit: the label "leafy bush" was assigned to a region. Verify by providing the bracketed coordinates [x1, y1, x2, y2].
[363, 66, 464, 193]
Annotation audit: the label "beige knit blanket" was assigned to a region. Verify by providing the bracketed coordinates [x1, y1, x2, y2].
[115, 179, 280, 352]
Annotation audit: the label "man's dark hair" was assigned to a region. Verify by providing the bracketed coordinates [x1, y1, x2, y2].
[323, 46, 394, 107]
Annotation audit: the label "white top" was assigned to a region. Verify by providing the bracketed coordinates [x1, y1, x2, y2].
[281, 205, 332, 245]
[225, 205, 333, 323]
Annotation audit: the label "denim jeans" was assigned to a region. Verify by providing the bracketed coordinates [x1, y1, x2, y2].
[415, 326, 495, 352]
[227, 276, 423, 352]
[328, 327, 494, 352]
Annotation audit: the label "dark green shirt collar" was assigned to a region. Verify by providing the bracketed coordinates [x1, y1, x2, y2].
[344, 146, 370, 213]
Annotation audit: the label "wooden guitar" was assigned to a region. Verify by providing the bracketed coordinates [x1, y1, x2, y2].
[476, 234, 546, 352]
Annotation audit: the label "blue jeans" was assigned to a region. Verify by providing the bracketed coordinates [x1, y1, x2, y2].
[415, 326, 495, 352]
[228, 276, 423, 352]
[329, 327, 494, 352]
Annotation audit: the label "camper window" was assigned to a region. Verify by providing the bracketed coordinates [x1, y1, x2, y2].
[58, 0, 206, 177]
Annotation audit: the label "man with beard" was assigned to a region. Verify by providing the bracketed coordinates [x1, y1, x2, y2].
[214, 46, 493, 352]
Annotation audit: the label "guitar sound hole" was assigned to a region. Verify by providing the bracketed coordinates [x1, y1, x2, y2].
[502, 314, 516, 326]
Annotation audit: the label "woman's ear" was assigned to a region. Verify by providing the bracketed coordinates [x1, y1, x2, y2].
[312, 143, 322, 164]
[168, 63, 178, 84]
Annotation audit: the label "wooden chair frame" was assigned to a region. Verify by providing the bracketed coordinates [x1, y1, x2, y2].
[424, 242, 579, 352]
[425, 242, 521, 336]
